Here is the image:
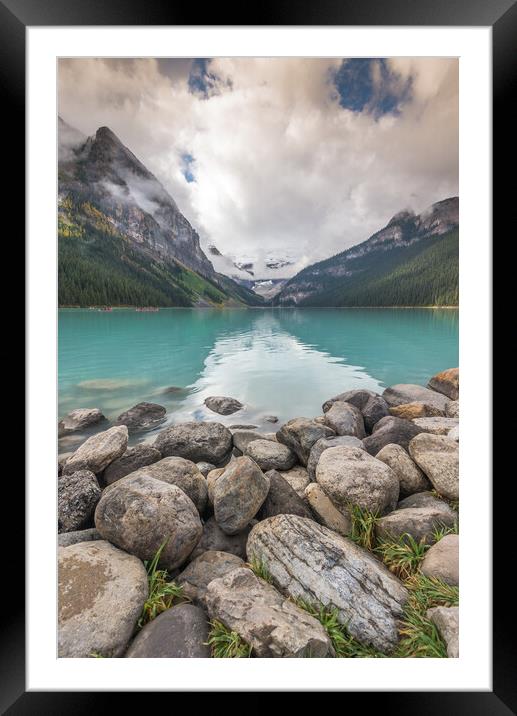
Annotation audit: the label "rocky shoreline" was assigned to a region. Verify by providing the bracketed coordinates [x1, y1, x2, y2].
[58, 368, 459, 659]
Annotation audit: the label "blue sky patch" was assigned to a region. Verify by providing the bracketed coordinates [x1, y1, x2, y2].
[181, 153, 196, 183]
[333, 59, 412, 118]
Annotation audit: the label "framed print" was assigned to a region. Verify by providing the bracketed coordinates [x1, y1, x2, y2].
[4, 0, 509, 709]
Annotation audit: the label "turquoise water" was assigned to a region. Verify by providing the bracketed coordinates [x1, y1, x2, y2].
[58, 308, 458, 448]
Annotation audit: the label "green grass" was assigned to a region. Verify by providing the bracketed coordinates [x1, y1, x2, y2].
[432, 522, 459, 543]
[137, 541, 186, 629]
[348, 504, 380, 551]
[375, 533, 430, 581]
[89, 652, 106, 658]
[247, 557, 273, 584]
[207, 620, 253, 658]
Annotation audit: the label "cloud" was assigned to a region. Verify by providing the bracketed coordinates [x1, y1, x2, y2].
[58, 57, 458, 275]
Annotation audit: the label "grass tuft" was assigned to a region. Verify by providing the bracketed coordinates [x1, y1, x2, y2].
[348, 504, 379, 551]
[247, 557, 273, 584]
[138, 540, 186, 629]
[432, 522, 459, 543]
[207, 620, 252, 658]
[375, 533, 429, 580]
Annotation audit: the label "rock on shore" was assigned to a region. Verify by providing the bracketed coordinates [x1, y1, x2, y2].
[154, 422, 233, 465]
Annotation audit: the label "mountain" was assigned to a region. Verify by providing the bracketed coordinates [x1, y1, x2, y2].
[273, 197, 459, 307]
[58, 119, 263, 307]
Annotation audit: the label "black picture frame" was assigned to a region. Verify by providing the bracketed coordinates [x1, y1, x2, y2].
[5, 0, 507, 709]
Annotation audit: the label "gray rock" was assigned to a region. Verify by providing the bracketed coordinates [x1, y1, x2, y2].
[245, 439, 297, 471]
[445, 400, 459, 418]
[324, 401, 366, 438]
[375, 504, 457, 544]
[427, 606, 459, 657]
[154, 422, 233, 465]
[189, 516, 253, 561]
[264, 415, 279, 423]
[323, 389, 389, 432]
[363, 416, 424, 455]
[397, 491, 452, 511]
[58, 452, 73, 476]
[232, 429, 275, 454]
[205, 396, 244, 415]
[103, 444, 162, 485]
[63, 425, 128, 475]
[412, 417, 459, 435]
[258, 470, 313, 519]
[304, 483, 351, 536]
[279, 465, 311, 500]
[58, 408, 106, 436]
[316, 446, 399, 516]
[448, 425, 459, 442]
[207, 467, 225, 507]
[421, 534, 459, 585]
[125, 604, 211, 658]
[197, 461, 216, 477]
[58, 527, 102, 547]
[375, 444, 431, 498]
[129, 457, 208, 513]
[427, 368, 459, 401]
[95, 473, 202, 571]
[409, 433, 459, 501]
[229, 424, 259, 430]
[383, 384, 451, 412]
[205, 567, 333, 657]
[247, 515, 408, 652]
[307, 435, 364, 480]
[115, 402, 166, 432]
[276, 418, 334, 466]
[389, 402, 445, 420]
[213, 457, 270, 535]
[58, 470, 102, 533]
[58, 540, 148, 657]
[176, 550, 245, 606]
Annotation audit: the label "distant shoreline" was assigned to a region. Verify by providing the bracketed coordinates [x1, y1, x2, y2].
[58, 304, 459, 310]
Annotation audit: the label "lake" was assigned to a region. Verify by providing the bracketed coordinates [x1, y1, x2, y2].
[58, 307, 458, 449]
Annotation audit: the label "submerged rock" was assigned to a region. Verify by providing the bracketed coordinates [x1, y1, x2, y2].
[115, 402, 166, 432]
[58, 470, 102, 533]
[205, 567, 334, 657]
[58, 408, 106, 436]
[276, 418, 334, 466]
[63, 425, 128, 475]
[58, 540, 148, 657]
[204, 396, 244, 415]
[247, 515, 408, 652]
[125, 604, 211, 658]
[154, 422, 233, 465]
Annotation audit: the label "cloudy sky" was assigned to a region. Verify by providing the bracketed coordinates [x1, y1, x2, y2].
[58, 57, 458, 274]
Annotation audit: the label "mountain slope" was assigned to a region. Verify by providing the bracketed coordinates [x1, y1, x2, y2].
[58, 119, 263, 307]
[273, 197, 458, 307]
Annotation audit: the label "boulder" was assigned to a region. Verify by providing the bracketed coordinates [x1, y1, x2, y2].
[154, 422, 233, 465]
[276, 418, 334, 466]
[95, 473, 202, 571]
[427, 606, 459, 658]
[375, 444, 431, 498]
[316, 446, 399, 516]
[232, 429, 276, 454]
[213, 457, 270, 535]
[307, 435, 364, 480]
[58, 527, 102, 548]
[247, 515, 408, 652]
[363, 416, 423, 455]
[427, 368, 459, 401]
[207, 467, 225, 507]
[189, 516, 253, 561]
[58, 408, 105, 436]
[412, 417, 459, 435]
[129, 457, 208, 514]
[409, 433, 459, 501]
[115, 402, 166, 432]
[258, 470, 313, 519]
[448, 425, 459, 442]
[279, 465, 310, 500]
[103, 444, 162, 485]
[245, 439, 297, 471]
[397, 491, 453, 511]
[197, 461, 216, 477]
[375, 504, 457, 545]
[176, 550, 245, 606]
[382, 384, 451, 412]
[63, 426, 128, 475]
[323, 389, 389, 432]
[58, 541, 148, 657]
[58, 453, 73, 476]
[58, 470, 102, 533]
[421, 534, 459, 585]
[323, 401, 366, 438]
[204, 396, 244, 415]
[205, 567, 333, 657]
[389, 402, 444, 420]
[445, 401, 459, 418]
[125, 604, 211, 658]
[304, 483, 351, 536]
